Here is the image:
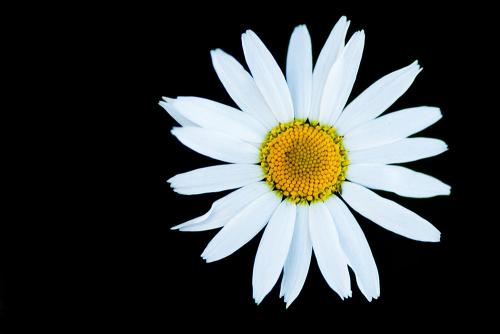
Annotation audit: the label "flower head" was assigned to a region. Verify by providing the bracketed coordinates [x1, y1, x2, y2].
[161, 16, 450, 306]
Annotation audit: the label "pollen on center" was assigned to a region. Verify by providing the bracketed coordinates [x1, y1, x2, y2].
[260, 120, 349, 204]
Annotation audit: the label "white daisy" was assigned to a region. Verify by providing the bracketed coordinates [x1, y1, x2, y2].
[160, 16, 450, 306]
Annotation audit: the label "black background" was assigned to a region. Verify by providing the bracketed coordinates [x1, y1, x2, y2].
[3, 2, 494, 332]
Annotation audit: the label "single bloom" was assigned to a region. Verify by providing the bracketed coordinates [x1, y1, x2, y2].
[160, 16, 450, 306]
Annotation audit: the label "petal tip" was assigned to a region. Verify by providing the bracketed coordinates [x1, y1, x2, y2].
[445, 185, 452, 195]
[285, 294, 299, 308]
[170, 127, 182, 136]
[253, 294, 264, 305]
[210, 48, 223, 56]
[294, 24, 308, 32]
[172, 187, 188, 195]
[432, 107, 443, 118]
[241, 30, 253, 39]
[439, 183, 451, 196]
[201, 249, 210, 259]
[429, 231, 441, 242]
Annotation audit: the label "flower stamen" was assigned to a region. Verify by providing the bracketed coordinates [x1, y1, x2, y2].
[260, 120, 348, 204]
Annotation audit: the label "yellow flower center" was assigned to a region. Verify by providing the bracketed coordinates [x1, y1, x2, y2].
[260, 120, 349, 204]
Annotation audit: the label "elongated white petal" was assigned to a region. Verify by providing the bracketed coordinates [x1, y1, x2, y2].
[168, 164, 263, 195]
[159, 99, 196, 127]
[211, 49, 278, 129]
[319, 31, 365, 125]
[343, 107, 442, 150]
[335, 61, 421, 134]
[280, 204, 312, 308]
[286, 25, 313, 120]
[309, 202, 351, 298]
[341, 182, 440, 242]
[172, 182, 269, 231]
[171, 127, 259, 164]
[202, 191, 281, 262]
[348, 137, 448, 164]
[171, 97, 267, 143]
[242, 30, 294, 123]
[326, 197, 379, 301]
[347, 164, 450, 198]
[253, 201, 296, 304]
[310, 16, 350, 121]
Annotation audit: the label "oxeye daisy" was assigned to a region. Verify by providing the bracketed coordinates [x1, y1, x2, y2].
[160, 16, 450, 306]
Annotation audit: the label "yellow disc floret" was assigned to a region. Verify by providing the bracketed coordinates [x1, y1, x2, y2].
[260, 120, 349, 204]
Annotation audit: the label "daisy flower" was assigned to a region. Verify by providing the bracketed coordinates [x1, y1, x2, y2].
[160, 16, 450, 306]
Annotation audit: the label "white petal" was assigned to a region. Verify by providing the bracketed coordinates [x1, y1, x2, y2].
[325, 197, 379, 301]
[319, 31, 365, 125]
[202, 191, 281, 262]
[211, 49, 278, 129]
[280, 204, 312, 308]
[171, 97, 267, 143]
[168, 164, 263, 195]
[172, 182, 269, 232]
[335, 61, 422, 134]
[343, 107, 442, 150]
[253, 201, 296, 304]
[310, 16, 350, 121]
[347, 164, 450, 198]
[159, 99, 196, 127]
[171, 127, 259, 164]
[286, 25, 313, 120]
[348, 137, 448, 164]
[341, 181, 441, 242]
[242, 30, 294, 123]
[308, 202, 351, 299]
